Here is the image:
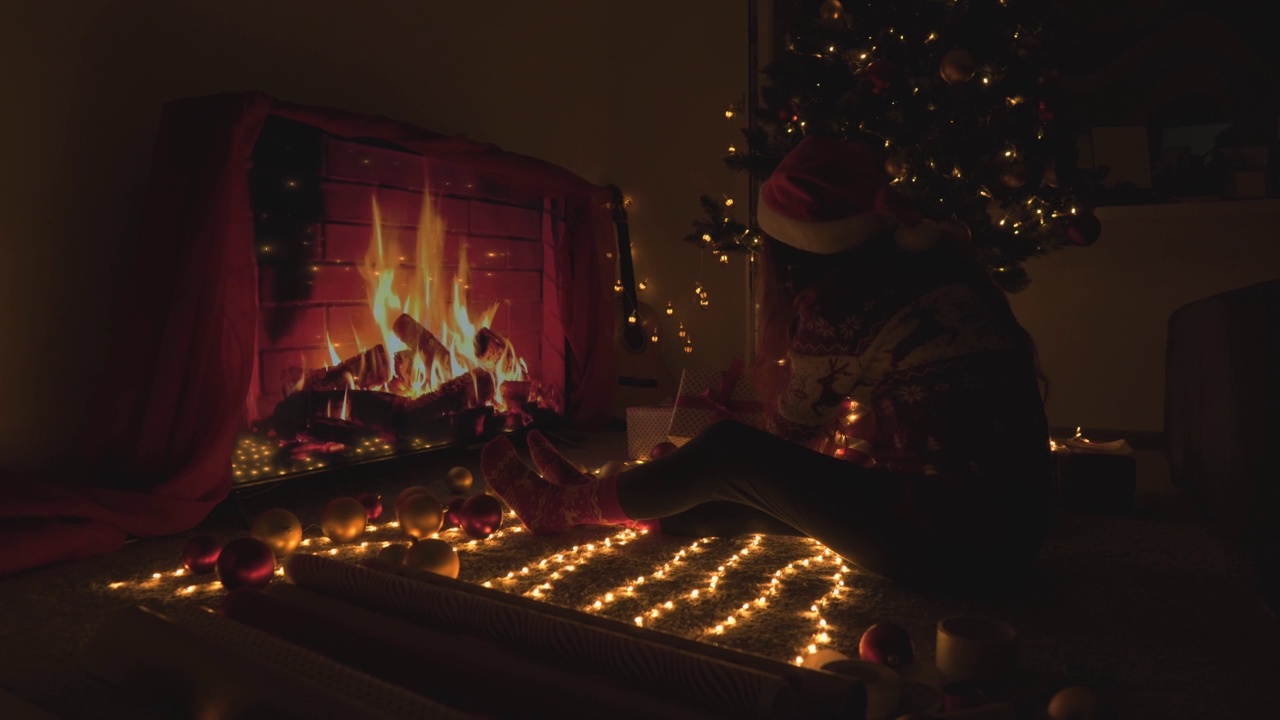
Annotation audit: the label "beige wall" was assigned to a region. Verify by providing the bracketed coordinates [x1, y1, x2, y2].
[1011, 199, 1280, 434]
[0, 0, 747, 474]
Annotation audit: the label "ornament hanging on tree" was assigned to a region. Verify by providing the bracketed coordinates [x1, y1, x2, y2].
[445, 466, 474, 495]
[1042, 160, 1059, 188]
[321, 497, 368, 543]
[864, 60, 896, 94]
[398, 492, 445, 539]
[403, 538, 460, 579]
[777, 99, 800, 124]
[249, 508, 302, 557]
[1066, 212, 1103, 247]
[884, 154, 911, 179]
[215, 537, 276, 591]
[181, 535, 222, 575]
[818, 0, 843, 21]
[939, 49, 977, 84]
[1001, 162, 1029, 188]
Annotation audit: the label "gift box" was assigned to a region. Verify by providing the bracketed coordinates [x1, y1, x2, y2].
[667, 360, 767, 447]
[1051, 432, 1136, 513]
[626, 404, 675, 460]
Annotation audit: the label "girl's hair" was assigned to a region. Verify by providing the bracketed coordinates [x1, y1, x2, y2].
[748, 232, 1049, 413]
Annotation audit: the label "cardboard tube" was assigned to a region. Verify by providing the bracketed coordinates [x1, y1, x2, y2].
[935, 615, 1019, 683]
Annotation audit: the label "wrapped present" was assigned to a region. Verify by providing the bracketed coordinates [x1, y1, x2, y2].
[668, 359, 767, 447]
[1051, 430, 1136, 513]
[626, 404, 676, 460]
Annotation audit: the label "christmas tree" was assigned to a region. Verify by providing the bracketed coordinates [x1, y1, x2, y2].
[687, 0, 1102, 292]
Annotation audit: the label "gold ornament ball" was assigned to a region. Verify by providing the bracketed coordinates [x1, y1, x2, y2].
[249, 508, 302, 556]
[939, 49, 977, 84]
[1001, 162, 1029, 188]
[818, 0, 843, 20]
[395, 485, 432, 510]
[320, 497, 368, 543]
[1048, 685, 1100, 720]
[883, 154, 910, 179]
[377, 543, 410, 566]
[398, 491, 445, 539]
[445, 466, 474, 495]
[403, 538, 460, 579]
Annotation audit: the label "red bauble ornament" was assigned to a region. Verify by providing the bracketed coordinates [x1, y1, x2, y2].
[649, 441, 678, 460]
[355, 492, 383, 521]
[777, 100, 800, 123]
[460, 494, 504, 539]
[444, 496, 467, 529]
[864, 60, 895, 94]
[214, 537, 276, 591]
[1066, 212, 1102, 247]
[181, 535, 222, 575]
[858, 623, 915, 667]
[1037, 100, 1056, 124]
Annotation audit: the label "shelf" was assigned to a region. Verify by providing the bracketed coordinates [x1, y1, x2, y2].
[1095, 198, 1280, 220]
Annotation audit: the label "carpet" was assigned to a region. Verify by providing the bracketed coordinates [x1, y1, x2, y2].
[0, 430, 1276, 718]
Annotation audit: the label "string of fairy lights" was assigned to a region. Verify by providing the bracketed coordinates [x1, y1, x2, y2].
[100, 485, 860, 668]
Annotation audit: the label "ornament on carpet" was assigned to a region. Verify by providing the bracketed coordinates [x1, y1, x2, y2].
[395, 485, 432, 509]
[1047, 684, 1101, 720]
[444, 496, 467, 529]
[403, 538, 460, 579]
[397, 491, 445, 539]
[181, 535, 222, 575]
[648, 441, 678, 460]
[321, 497, 369, 543]
[249, 508, 302, 556]
[445, 466, 474, 495]
[354, 492, 383, 521]
[376, 543, 409, 566]
[458, 493, 504, 539]
[860, 622, 915, 668]
[214, 537, 276, 590]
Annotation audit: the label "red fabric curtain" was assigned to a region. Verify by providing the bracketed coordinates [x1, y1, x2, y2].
[0, 92, 614, 577]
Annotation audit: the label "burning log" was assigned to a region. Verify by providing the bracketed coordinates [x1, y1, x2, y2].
[393, 313, 451, 372]
[473, 327, 509, 368]
[269, 389, 401, 438]
[499, 380, 532, 409]
[283, 345, 392, 394]
[304, 416, 373, 446]
[392, 369, 495, 435]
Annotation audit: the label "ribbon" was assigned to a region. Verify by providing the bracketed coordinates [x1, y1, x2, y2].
[676, 358, 764, 425]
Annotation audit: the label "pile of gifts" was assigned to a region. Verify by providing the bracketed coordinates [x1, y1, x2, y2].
[625, 359, 766, 460]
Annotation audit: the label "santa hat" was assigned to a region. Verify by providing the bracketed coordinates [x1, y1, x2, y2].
[756, 135, 940, 254]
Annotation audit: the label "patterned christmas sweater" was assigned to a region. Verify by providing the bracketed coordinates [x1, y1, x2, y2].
[766, 240, 1052, 526]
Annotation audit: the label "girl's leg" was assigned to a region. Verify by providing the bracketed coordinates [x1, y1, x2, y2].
[657, 501, 807, 539]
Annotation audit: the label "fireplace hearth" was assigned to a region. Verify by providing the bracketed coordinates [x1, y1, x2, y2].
[232, 114, 584, 486]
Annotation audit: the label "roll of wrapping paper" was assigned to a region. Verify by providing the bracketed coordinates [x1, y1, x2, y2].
[225, 583, 711, 720]
[78, 603, 470, 720]
[284, 553, 867, 719]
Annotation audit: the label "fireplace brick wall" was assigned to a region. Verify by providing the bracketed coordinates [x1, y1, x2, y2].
[251, 122, 567, 421]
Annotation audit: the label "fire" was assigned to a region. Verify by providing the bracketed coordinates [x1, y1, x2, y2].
[342, 187, 529, 411]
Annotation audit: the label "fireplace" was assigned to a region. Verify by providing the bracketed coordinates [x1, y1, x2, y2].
[228, 110, 604, 486]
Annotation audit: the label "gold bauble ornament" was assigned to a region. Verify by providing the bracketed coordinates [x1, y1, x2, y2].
[403, 538, 460, 579]
[445, 466, 474, 495]
[320, 497, 368, 543]
[818, 0, 843, 20]
[398, 491, 445, 539]
[1001, 162, 1029, 188]
[395, 485, 432, 509]
[883, 154, 910, 179]
[249, 508, 302, 556]
[939, 49, 977, 84]
[377, 543, 410, 566]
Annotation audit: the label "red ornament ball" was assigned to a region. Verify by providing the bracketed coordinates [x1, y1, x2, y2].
[858, 623, 915, 667]
[460, 494, 504, 539]
[215, 537, 276, 591]
[444, 496, 467, 529]
[355, 492, 383, 521]
[1066, 212, 1103, 247]
[181, 535, 222, 575]
[649, 441, 678, 460]
[864, 60, 896, 94]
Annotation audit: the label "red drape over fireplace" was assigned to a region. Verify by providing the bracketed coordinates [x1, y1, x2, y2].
[0, 92, 615, 577]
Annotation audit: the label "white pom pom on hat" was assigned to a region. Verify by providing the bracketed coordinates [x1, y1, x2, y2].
[756, 135, 937, 254]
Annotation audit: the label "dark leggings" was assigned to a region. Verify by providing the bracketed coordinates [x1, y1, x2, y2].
[616, 420, 1047, 591]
